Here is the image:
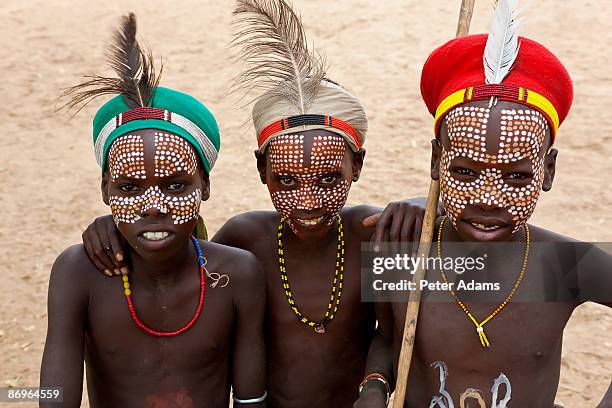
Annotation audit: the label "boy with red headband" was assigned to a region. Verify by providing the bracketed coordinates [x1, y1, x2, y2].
[363, 1, 612, 406]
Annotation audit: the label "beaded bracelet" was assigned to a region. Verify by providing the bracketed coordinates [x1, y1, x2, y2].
[233, 390, 267, 404]
[359, 373, 390, 406]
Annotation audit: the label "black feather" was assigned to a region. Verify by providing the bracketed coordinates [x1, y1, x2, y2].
[59, 13, 162, 113]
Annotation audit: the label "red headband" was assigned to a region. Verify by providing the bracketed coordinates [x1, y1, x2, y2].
[421, 34, 573, 141]
[257, 114, 361, 150]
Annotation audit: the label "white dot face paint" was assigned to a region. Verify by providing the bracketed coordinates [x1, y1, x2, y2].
[439, 105, 547, 233]
[107, 134, 146, 181]
[108, 132, 202, 226]
[267, 133, 351, 233]
[154, 133, 198, 177]
[109, 186, 202, 225]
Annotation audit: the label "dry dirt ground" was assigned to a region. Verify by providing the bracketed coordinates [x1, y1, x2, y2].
[0, 0, 610, 406]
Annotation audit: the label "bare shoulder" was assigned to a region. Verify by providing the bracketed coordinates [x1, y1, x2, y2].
[527, 224, 580, 243]
[197, 240, 264, 286]
[219, 211, 279, 232]
[527, 224, 601, 264]
[199, 240, 265, 309]
[48, 244, 96, 305]
[212, 211, 279, 249]
[344, 205, 383, 221]
[530, 226, 612, 306]
[51, 244, 98, 283]
[342, 205, 382, 236]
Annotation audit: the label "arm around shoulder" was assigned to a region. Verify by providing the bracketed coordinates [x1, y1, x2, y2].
[231, 252, 267, 407]
[354, 301, 395, 408]
[40, 245, 90, 408]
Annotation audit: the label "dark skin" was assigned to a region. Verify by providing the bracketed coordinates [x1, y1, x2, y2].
[371, 100, 612, 407]
[41, 129, 266, 408]
[241, 131, 378, 407]
[83, 129, 431, 408]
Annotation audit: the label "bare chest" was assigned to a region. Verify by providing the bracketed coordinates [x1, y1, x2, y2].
[261, 233, 370, 335]
[394, 301, 574, 406]
[85, 277, 234, 378]
[411, 301, 573, 366]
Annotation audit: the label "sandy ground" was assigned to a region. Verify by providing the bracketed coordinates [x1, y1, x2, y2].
[0, 0, 610, 406]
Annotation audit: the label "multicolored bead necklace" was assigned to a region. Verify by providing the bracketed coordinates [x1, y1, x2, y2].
[122, 236, 206, 337]
[437, 216, 530, 348]
[277, 215, 345, 334]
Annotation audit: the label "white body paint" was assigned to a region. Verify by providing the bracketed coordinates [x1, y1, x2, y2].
[440, 106, 547, 232]
[430, 361, 512, 408]
[107, 132, 202, 226]
[268, 133, 351, 233]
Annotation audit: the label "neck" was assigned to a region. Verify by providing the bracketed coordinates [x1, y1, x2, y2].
[443, 218, 526, 244]
[129, 238, 196, 288]
[285, 218, 339, 251]
[440, 217, 528, 284]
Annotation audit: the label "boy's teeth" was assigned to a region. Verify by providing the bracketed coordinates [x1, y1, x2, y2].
[471, 223, 501, 231]
[296, 216, 324, 226]
[142, 231, 170, 241]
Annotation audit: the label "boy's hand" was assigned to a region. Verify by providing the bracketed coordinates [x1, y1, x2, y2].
[362, 199, 428, 246]
[82, 215, 128, 276]
[353, 386, 387, 408]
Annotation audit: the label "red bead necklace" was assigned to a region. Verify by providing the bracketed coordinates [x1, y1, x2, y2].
[122, 236, 206, 337]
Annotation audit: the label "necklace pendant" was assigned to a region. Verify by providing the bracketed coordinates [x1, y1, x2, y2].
[314, 324, 326, 334]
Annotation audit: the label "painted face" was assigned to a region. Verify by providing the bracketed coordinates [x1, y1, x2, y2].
[109, 185, 202, 225]
[265, 130, 353, 239]
[105, 130, 206, 255]
[108, 132, 201, 225]
[439, 102, 548, 240]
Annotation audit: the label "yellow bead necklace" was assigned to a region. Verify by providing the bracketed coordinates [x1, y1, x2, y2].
[277, 215, 345, 334]
[437, 216, 530, 348]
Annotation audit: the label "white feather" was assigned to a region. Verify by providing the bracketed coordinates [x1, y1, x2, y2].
[484, 0, 521, 85]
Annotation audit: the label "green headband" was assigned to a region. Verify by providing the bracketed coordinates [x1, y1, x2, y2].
[92, 86, 220, 174]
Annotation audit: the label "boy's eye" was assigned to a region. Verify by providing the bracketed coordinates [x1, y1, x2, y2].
[506, 172, 532, 181]
[453, 167, 477, 177]
[279, 177, 296, 187]
[119, 184, 140, 192]
[167, 182, 185, 191]
[319, 175, 338, 185]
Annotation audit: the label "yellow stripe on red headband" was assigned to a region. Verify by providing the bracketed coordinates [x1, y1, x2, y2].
[434, 84, 560, 141]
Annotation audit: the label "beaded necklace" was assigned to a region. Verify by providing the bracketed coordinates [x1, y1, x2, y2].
[437, 216, 530, 348]
[277, 215, 345, 334]
[122, 236, 206, 337]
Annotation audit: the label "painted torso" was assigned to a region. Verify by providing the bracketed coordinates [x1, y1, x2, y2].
[393, 222, 585, 408]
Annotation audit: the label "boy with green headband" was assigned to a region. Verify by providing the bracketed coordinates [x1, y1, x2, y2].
[40, 14, 266, 407]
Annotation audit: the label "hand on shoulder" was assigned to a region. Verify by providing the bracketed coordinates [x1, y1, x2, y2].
[351, 198, 432, 245]
[82, 214, 128, 276]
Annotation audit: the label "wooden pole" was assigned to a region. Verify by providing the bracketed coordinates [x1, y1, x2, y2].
[391, 1, 475, 407]
[456, 0, 476, 37]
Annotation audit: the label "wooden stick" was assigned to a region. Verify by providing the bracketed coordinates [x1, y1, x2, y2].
[391, 1, 475, 407]
[456, 0, 476, 37]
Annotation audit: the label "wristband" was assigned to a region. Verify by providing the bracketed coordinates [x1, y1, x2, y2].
[359, 373, 390, 406]
[233, 390, 267, 404]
